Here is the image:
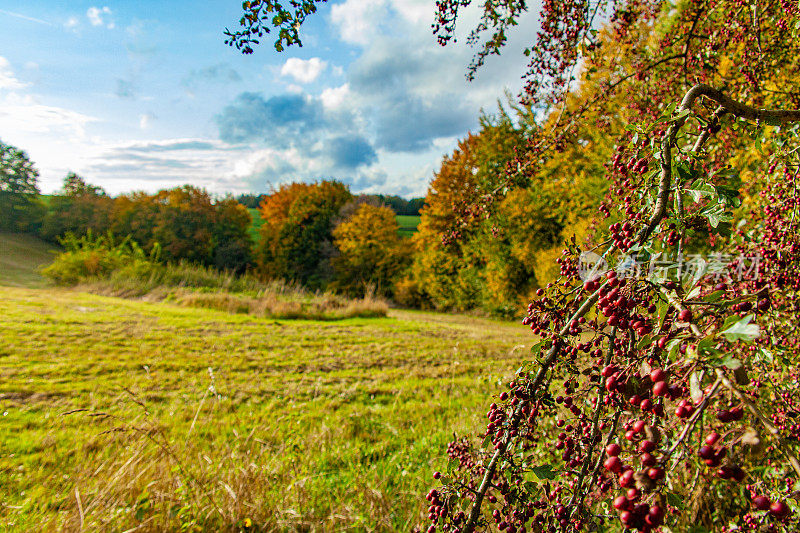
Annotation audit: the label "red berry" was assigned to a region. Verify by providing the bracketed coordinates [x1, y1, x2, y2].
[638, 440, 655, 453]
[752, 495, 771, 510]
[770, 501, 790, 518]
[705, 432, 720, 446]
[613, 495, 630, 510]
[606, 443, 622, 457]
[604, 456, 623, 473]
[678, 308, 693, 322]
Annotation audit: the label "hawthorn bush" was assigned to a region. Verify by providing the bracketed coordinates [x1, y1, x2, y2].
[229, 0, 800, 530]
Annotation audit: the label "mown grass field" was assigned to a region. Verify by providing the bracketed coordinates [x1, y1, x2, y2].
[0, 264, 532, 531]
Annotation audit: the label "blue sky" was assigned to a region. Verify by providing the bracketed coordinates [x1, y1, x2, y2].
[0, 1, 537, 197]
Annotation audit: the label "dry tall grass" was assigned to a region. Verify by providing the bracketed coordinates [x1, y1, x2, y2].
[42, 236, 388, 320]
[173, 289, 388, 320]
[54, 388, 401, 532]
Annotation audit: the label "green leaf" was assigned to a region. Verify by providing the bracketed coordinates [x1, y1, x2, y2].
[720, 356, 742, 370]
[756, 347, 774, 363]
[703, 290, 724, 303]
[530, 339, 547, 355]
[447, 457, 458, 473]
[667, 491, 686, 510]
[686, 183, 716, 203]
[720, 314, 760, 342]
[671, 108, 691, 122]
[667, 337, 683, 361]
[636, 334, 652, 350]
[720, 314, 742, 330]
[714, 186, 742, 208]
[696, 335, 716, 353]
[526, 464, 557, 481]
[677, 164, 696, 184]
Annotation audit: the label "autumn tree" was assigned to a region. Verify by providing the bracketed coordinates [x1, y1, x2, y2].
[41, 173, 114, 242]
[108, 186, 252, 269]
[212, 196, 253, 273]
[256, 180, 352, 288]
[332, 203, 409, 297]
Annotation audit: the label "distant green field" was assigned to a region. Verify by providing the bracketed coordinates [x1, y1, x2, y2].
[0, 286, 531, 531]
[246, 209, 421, 240]
[396, 215, 421, 238]
[0, 232, 58, 288]
[246, 208, 263, 242]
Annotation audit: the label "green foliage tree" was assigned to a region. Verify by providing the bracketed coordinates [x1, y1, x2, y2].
[212, 197, 253, 273]
[256, 180, 352, 288]
[41, 173, 114, 242]
[0, 140, 44, 232]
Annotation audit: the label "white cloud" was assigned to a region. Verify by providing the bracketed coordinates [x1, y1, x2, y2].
[0, 57, 27, 90]
[87, 6, 114, 29]
[280, 57, 328, 84]
[320, 83, 351, 110]
[330, 0, 389, 45]
[0, 93, 94, 137]
[0, 9, 53, 26]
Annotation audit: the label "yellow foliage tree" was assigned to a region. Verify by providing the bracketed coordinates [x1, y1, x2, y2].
[332, 204, 408, 297]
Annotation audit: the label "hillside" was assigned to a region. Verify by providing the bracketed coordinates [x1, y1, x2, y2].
[0, 232, 58, 288]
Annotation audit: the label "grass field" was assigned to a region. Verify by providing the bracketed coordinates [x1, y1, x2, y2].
[0, 283, 532, 531]
[0, 232, 59, 288]
[247, 208, 264, 242]
[396, 215, 421, 238]
[246, 210, 421, 241]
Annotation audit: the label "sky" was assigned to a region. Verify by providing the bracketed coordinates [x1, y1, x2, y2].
[0, 1, 538, 198]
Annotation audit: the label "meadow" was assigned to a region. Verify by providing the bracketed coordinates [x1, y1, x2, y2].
[246, 209, 420, 240]
[0, 234, 532, 532]
[0, 232, 59, 288]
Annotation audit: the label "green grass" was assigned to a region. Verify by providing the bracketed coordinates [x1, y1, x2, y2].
[0, 232, 59, 288]
[396, 215, 421, 238]
[246, 210, 420, 241]
[0, 286, 532, 531]
[247, 208, 263, 242]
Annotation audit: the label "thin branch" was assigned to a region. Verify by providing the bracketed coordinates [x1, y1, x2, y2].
[661, 376, 722, 463]
[463, 289, 602, 532]
[463, 84, 800, 533]
[638, 84, 800, 244]
[715, 368, 800, 478]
